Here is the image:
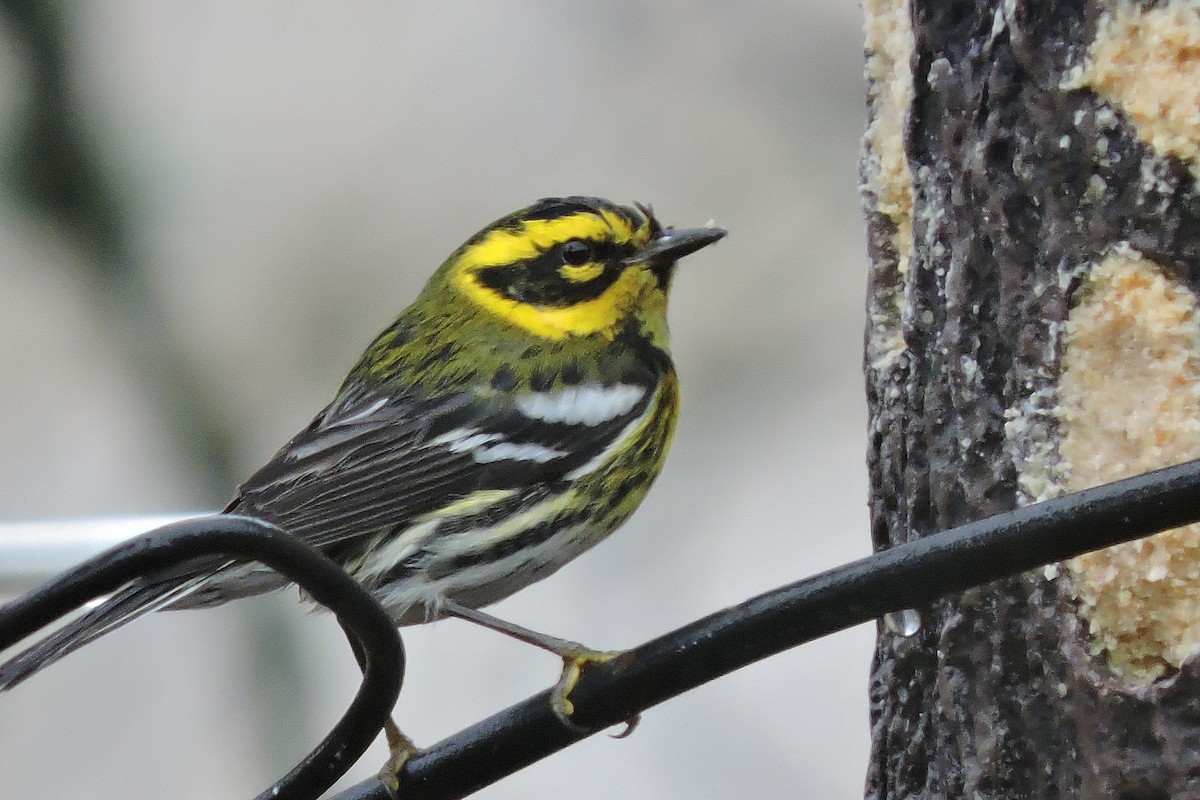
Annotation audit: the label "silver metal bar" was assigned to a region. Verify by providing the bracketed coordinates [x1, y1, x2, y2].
[0, 513, 200, 596]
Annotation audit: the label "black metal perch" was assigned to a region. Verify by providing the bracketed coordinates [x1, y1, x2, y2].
[0, 515, 403, 800]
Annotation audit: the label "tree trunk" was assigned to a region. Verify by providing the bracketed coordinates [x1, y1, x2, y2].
[862, 1, 1200, 797]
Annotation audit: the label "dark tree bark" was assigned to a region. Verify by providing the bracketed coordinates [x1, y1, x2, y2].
[863, 1, 1200, 797]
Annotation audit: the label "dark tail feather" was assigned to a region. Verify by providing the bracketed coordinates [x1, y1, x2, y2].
[0, 573, 212, 691]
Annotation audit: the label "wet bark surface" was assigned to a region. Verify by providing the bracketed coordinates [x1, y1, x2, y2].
[863, 1, 1200, 797]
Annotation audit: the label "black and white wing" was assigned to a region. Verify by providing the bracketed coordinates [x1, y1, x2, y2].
[227, 378, 657, 558]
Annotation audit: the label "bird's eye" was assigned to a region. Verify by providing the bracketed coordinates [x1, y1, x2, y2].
[561, 239, 592, 266]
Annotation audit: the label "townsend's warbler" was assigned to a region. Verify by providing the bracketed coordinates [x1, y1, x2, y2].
[0, 196, 724, 769]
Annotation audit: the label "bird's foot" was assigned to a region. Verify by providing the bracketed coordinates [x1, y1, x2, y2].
[550, 646, 638, 736]
[378, 718, 419, 795]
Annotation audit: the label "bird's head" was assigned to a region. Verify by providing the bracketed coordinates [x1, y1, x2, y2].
[429, 196, 725, 345]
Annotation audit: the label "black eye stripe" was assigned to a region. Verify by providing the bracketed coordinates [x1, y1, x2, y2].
[474, 242, 626, 307]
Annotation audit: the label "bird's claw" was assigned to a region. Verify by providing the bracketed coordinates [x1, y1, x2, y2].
[610, 713, 641, 739]
[549, 647, 627, 731]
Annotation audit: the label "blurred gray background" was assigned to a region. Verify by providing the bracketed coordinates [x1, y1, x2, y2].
[0, 2, 872, 797]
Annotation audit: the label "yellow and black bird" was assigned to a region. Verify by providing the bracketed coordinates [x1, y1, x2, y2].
[0, 195, 724, 763]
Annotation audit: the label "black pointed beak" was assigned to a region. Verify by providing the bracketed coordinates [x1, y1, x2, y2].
[625, 225, 727, 266]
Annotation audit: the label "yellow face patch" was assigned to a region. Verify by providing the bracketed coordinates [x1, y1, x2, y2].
[448, 207, 662, 340]
[457, 210, 644, 272]
[454, 262, 662, 341]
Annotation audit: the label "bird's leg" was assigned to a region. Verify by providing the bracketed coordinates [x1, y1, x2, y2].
[438, 598, 633, 730]
[339, 621, 418, 788]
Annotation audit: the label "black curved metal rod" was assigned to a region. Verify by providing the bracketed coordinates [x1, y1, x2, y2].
[0, 514, 404, 800]
[330, 457, 1200, 800]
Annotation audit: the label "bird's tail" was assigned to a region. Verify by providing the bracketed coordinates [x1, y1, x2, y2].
[0, 566, 224, 692]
